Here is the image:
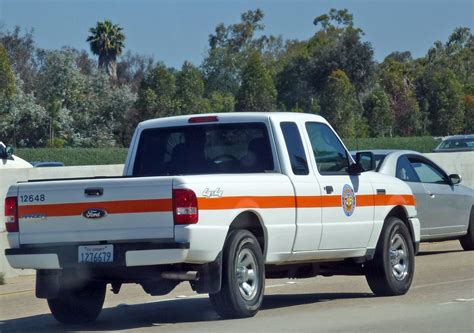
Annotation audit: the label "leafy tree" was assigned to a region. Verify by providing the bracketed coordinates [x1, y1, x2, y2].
[0, 45, 15, 98]
[378, 58, 421, 136]
[236, 52, 276, 112]
[36, 50, 87, 110]
[209, 91, 235, 113]
[318, 70, 362, 138]
[418, 68, 464, 135]
[135, 63, 177, 121]
[385, 51, 413, 63]
[87, 20, 125, 79]
[176, 62, 209, 114]
[363, 86, 394, 137]
[0, 26, 37, 92]
[117, 51, 154, 92]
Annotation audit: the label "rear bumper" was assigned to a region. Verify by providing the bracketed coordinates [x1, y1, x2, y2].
[5, 241, 190, 269]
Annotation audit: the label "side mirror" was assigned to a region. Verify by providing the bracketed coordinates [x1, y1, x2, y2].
[356, 151, 375, 172]
[449, 174, 462, 185]
[6, 145, 14, 157]
[0, 145, 14, 159]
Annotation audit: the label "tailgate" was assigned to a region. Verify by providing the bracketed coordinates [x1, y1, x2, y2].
[16, 177, 174, 245]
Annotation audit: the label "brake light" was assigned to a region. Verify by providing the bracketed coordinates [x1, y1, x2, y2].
[173, 189, 198, 224]
[5, 197, 18, 232]
[188, 116, 219, 123]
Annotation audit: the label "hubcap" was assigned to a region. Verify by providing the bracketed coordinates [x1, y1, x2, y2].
[236, 248, 258, 300]
[389, 233, 409, 281]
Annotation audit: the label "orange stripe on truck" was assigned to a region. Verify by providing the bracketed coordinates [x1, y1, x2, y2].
[19, 194, 415, 218]
[19, 199, 173, 217]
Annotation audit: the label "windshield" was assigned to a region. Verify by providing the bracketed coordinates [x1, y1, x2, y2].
[132, 122, 274, 176]
[438, 138, 474, 149]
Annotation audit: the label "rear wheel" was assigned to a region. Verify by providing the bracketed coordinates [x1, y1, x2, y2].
[459, 207, 474, 251]
[366, 217, 415, 296]
[209, 229, 265, 318]
[48, 281, 106, 324]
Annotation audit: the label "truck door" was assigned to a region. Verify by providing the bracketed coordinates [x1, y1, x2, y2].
[278, 121, 323, 251]
[304, 122, 375, 250]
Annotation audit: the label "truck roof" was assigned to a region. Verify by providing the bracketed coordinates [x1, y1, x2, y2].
[138, 112, 329, 130]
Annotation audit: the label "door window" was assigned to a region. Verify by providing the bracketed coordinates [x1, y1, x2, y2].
[305, 122, 349, 175]
[396, 156, 420, 182]
[408, 158, 447, 184]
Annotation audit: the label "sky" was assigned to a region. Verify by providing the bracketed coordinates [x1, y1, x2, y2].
[0, 0, 472, 69]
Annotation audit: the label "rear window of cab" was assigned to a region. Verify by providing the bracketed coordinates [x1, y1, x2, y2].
[133, 122, 275, 176]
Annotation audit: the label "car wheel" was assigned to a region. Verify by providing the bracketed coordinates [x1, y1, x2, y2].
[366, 217, 415, 296]
[209, 229, 265, 318]
[459, 207, 474, 251]
[48, 281, 106, 324]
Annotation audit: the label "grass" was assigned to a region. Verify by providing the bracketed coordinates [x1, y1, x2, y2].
[13, 137, 441, 166]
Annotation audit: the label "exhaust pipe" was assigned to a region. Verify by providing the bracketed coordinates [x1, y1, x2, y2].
[161, 271, 199, 281]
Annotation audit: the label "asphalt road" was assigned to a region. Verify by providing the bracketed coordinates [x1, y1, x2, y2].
[1, 240, 473, 333]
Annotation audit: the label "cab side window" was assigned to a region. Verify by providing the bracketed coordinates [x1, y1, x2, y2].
[305, 122, 349, 175]
[281, 122, 309, 175]
[396, 156, 420, 182]
[408, 158, 447, 184]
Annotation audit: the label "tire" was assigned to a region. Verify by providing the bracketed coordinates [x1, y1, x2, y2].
[209, 229, 265, 319]
[47, 281, 106, 324]
[459, 207, 474, 251]
[365, 217, 415, 296]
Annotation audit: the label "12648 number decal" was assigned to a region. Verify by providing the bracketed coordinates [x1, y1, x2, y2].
[20, 194, 46, 203]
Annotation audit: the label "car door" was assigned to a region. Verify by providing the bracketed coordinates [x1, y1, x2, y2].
[304, 122, 375, 250]
[407, 156, 468, 238]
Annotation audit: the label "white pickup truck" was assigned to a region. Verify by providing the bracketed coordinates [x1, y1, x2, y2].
[5, 113, 420, 324]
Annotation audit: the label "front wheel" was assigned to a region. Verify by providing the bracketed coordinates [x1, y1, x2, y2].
[459, 207, 474, 251]
[209, 229, 265, 319]
[365, 217, 415, 296]
[48, 281, 106, 324]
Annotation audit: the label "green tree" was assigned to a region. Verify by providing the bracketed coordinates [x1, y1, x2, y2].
[209, 91, 235, 113]
[87, 20, 125, 79]
[136, 63, 177, 121]
[0, 45, 15, 98]
[378, 59, 421, 136]
[175, 62, 209, 114]
[236, 52, 277, 112]
[419, 68, 464, 135]
[319, 70, 362, 138]
[363, 86, 394, 137]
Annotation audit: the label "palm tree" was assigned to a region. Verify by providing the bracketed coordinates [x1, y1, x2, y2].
[87, 20, 125, 79]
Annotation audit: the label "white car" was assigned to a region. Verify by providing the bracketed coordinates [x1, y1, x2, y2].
[5, 113, 420, 323]
[0, 142, 32, 169]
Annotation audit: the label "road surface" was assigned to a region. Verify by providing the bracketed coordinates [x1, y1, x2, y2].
[0, 241, 473, 332]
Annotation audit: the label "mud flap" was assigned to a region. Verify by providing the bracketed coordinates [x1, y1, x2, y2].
[190, 252, 222, 294]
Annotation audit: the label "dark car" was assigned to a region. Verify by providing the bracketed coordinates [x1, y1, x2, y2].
[432, 135, 474, 152]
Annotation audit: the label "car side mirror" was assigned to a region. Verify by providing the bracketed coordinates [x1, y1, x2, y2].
[449, 174, 462, 185]
[0, 145, 14, 159]
[356, 151, 375, 172]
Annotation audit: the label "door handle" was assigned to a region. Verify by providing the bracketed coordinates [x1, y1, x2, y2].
[428, 192, 435, 198]
[325, 186, 334, 194]
[85, 187, 104, 196]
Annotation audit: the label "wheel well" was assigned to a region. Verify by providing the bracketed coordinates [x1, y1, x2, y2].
[229, 211, 266, 257]
[386, 205, 416, 248]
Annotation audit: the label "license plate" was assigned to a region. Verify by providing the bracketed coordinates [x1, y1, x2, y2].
[78, 245, 114, 263]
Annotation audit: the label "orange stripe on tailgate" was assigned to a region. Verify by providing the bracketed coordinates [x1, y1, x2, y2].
[197, 196, 295, 210]
[19, 199, 173, 217]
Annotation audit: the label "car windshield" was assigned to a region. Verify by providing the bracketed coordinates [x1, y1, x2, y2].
[132, 122, 274, 176]
[438, 138, 474, 149]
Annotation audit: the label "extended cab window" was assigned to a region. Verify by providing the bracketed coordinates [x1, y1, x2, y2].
[305, 122, 349, 175]
[280, 122, 309, 175]
[133, 123, 274, 176]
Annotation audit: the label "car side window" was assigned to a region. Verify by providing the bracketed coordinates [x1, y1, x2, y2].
[408, 158, 447, 184]
[396, 156, 420, 182]
[305, 122, 349, 175]
[280, 122, 309, 175]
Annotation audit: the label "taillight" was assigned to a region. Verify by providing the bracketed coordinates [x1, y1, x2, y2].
[173, 189, 198, 224]
[5, 197, 18, 232]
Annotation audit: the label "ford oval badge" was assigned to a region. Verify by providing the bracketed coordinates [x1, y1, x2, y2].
[82, 208, 107, 219]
